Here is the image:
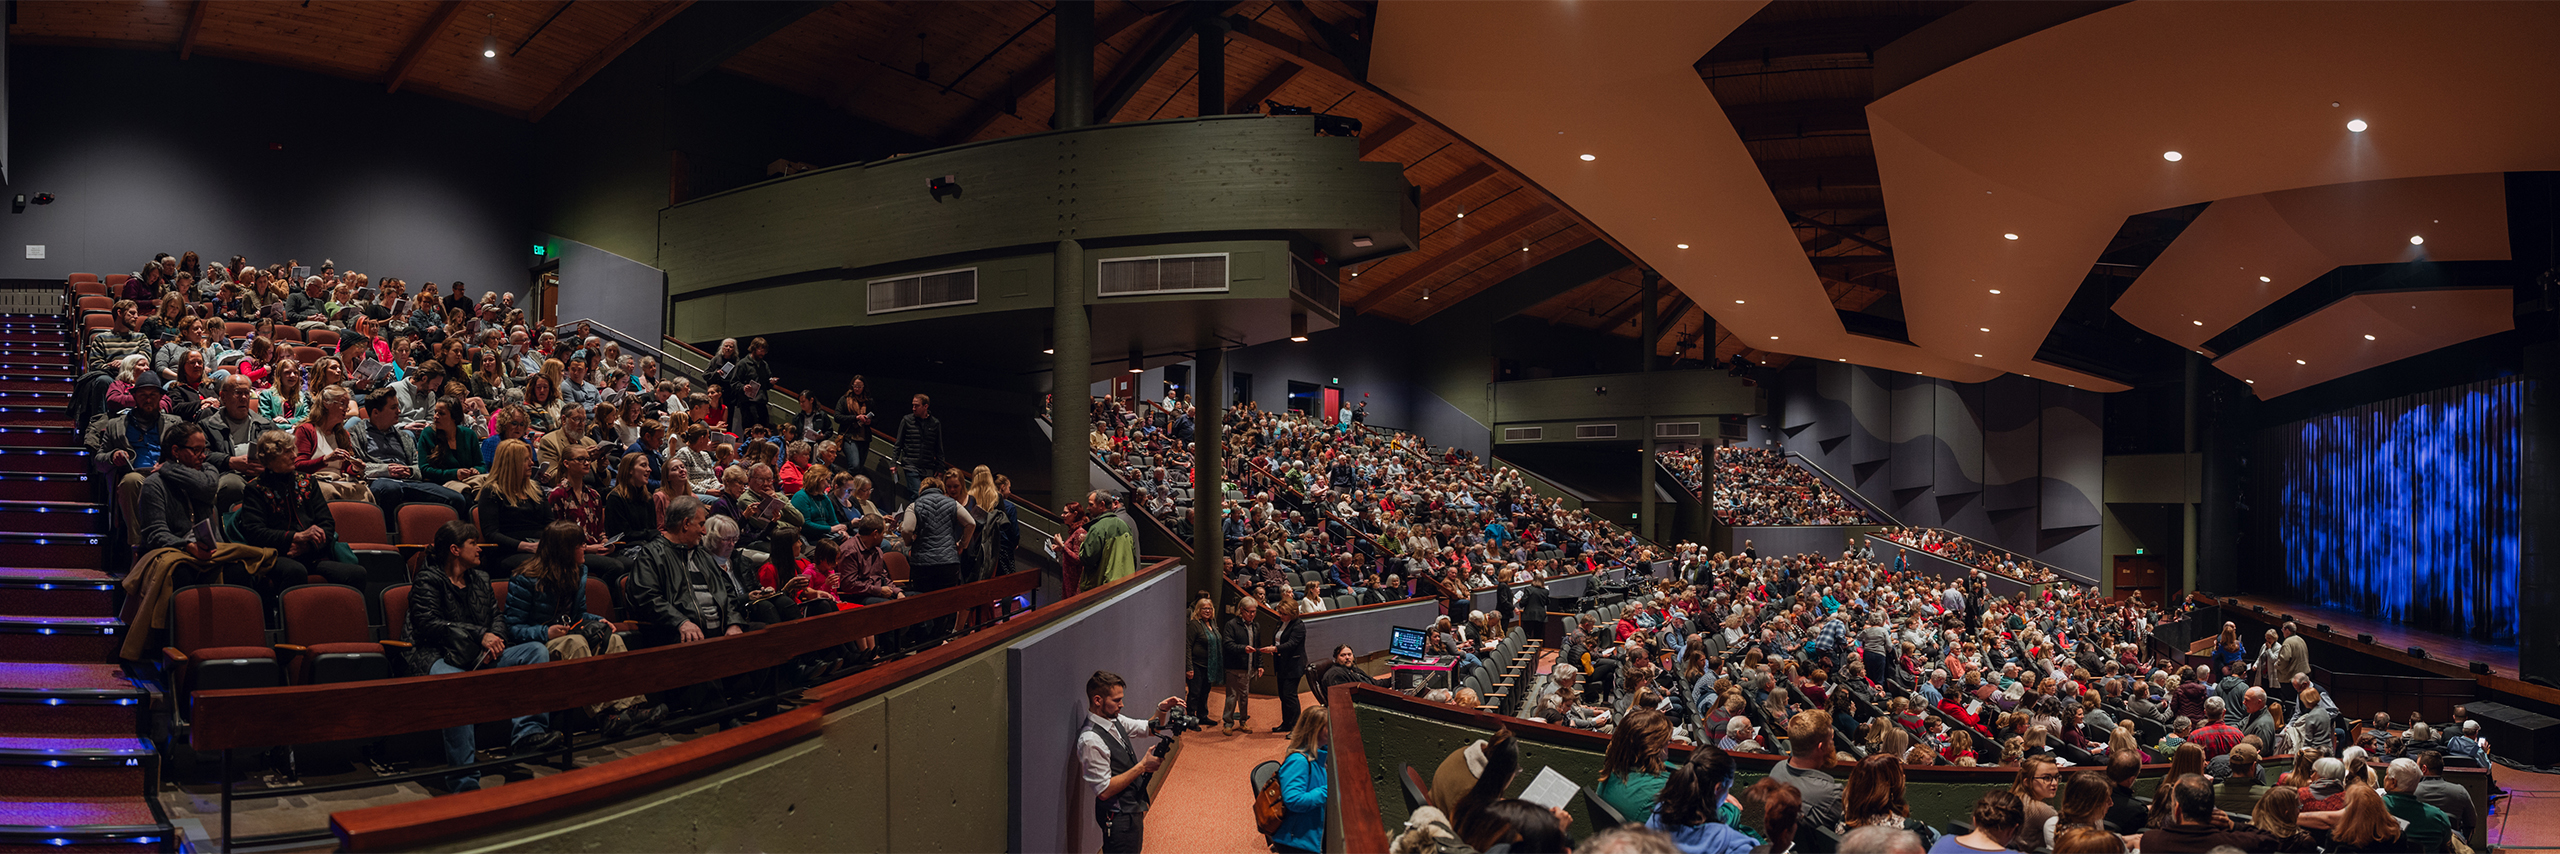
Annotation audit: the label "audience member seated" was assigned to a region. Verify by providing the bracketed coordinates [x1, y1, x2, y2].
[1875, 526, 2063, 585]
[499, 521, 669, 738]
[231, 430, 366, 593]
[405, 520, 564, 792]
[1709, 447, 1873, 526]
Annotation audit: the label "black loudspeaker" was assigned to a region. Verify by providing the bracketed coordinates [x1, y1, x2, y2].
[2471, 661, 2492, 674]
[2223, 598, 2240, 608]
[2408, 646, 2426, 659]
[2358, 633, 2374, 644]
[2465, 702, 2560, 766]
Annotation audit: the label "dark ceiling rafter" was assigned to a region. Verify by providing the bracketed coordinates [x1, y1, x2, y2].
[1418, 162, 1496, 210]
[1787, 210, 1891, 255]
[177, 0, 212, 60]
[382, 0, 467, 95]
[1349, 203, 1556, 314]
[1093, 3, 1234, 124]
[1650, 293, 1697, 346]
[1355, 115, 1413, 158]
[938, 3, 1154, 144]
[530, 0, 696, 123]
[1595, 284, 1674, 333]
[1269, 0, 1366, 78]
[1224, 62, 1301, 114]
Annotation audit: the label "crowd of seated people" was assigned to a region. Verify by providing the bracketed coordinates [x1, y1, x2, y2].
[1087, 394, 1659, 617]
[86, 251, 1042, 789]
[1708, 446, 1875, 527]
[1877, 525, 2068, 585]
[1660, 446, 1705, 493]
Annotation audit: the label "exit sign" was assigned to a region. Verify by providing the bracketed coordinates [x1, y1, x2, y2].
[531, 244, 547, 257]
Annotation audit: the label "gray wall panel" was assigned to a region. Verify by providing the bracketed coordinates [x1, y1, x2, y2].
[1850, 366, 1892, 464]
[1983, 374, 2042, 511]
[1936, 379, 1985, 497]
[551, 237, 666, 342]
[1010, 570, 1187, 854]
[1892, 374, 1937, 490]
[2040, 385, 2106, 530]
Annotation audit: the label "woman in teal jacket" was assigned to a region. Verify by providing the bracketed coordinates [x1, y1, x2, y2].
[1270, 709, 1331, 853]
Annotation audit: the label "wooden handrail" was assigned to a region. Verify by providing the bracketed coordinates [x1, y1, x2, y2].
[1326, 686, 1388, 852]
[191, 569, 1039, 751]
[328, 558, 1180, 852]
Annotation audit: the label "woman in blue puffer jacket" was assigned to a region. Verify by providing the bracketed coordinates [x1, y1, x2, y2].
[1268, 709, 1331, 853]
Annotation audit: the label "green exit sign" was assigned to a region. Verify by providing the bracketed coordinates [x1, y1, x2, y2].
[532, 244, 547, 257]
[2135, 548, 2145, 555]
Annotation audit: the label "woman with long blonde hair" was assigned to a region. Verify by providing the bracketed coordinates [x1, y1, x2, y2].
[477, 439, 551, 575]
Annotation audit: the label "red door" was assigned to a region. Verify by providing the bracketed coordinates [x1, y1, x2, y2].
[1322, 387, 1342, 422]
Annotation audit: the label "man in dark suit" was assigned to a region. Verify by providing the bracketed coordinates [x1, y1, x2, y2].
[1269, 597, 1309, 734]
[2104, 749, 2151, 835]
[1520, 575, 1551, 644]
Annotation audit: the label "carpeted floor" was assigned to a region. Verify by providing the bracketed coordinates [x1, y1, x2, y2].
[2489, 765, 2560, 851]
[1145, 686, 1314, 853]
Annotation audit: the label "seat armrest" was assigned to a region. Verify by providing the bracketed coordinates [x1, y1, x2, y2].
[378, 640, 412, 649]
[163, 647, 190, 663]
[274, 643, 310, 653]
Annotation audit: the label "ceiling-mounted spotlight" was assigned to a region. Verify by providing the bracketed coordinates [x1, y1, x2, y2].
[1421, 288, 1431, 301]
[1289, 312, 1309, 342]
[1127, 352, 1144, 374]
[1350, 235, 1373, 248]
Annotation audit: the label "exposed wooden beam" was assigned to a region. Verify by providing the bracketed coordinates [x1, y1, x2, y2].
[1356, 115, 1412, 159]
[1596, 282, 1673, 333]
[1093, 3, 1224, 124]
[177, 0, 212, 60]
[1227, 15, 1356, 80]
[530, 0, 696, 122]
[1808, 254, 1894, 267]
[1787, 210, 1891, 255]
[1350, 203, 1554, 314]
[939, 4, 1153, 145]
[384, 0, 468, 95]
[1225, 63, 1300, 115]
[1270, 0, 1363, 76]
[1418, 162, 1496, 210]
[1651, 295, 1696, 349]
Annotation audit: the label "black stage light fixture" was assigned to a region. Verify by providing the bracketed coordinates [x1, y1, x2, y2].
[2222, 598, 2240, 608]
[928, 174, 961, 202]
[2357, 633, 2373, 644]
[2407, 646, 2426, 659]
[2471, 661, 2492, 674]
[2253, 605, 2267, 613]
[1266, 100, 1362, 137]
[32, 193, 53, 205]
[2316, 624, 2331, 633]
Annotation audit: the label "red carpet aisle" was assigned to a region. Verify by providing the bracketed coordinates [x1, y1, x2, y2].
[1146, 687, 1315, 853]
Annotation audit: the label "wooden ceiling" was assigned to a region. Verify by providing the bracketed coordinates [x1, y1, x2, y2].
[1516, 0, 1963, 370]
[9, 0, 692, 121]
[15, 0, 1965, 363]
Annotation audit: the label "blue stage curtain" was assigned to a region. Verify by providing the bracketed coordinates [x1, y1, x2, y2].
[2274, 377, 2521, 643]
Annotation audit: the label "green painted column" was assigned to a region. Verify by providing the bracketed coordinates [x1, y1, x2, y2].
[1639, 270, 1659, 542]
[1053, 240, 1091, 527]
[1193, 345, 1226, 590]
[1054, 2, 1094, 131]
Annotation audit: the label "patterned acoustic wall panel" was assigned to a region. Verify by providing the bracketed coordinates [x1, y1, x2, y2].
[1850, 364, 1892, 464]
[1892, 374, 1937, 489]
[1935, 379, 1986, 498]
[1982, 375, 2042, 511]
[2039, 384, 2105, 530]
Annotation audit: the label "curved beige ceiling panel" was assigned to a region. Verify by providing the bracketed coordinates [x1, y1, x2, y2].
[1868, 1, 2560, 389]
[2211, 289, 2513, 399]
[1369, 0, 2002, 385]
[2115, 174, 2509, 353]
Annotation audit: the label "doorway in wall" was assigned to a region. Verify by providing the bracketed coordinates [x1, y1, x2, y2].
[530, 263, 559, 327]
[1322, 386, 1342, 423]
[1286, 380, 1318, 416]
[1232, 372, 1252, 408]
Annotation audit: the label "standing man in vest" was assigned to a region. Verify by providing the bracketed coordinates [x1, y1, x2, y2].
[1079, 670, 1182, 853]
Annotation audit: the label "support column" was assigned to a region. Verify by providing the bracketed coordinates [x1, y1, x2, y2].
[1638, 270, 1659, 541]
[2182, 351, 2200, 597]
[1196, 16, 1229, 118]
[1054, 1, 1094, 131]
[1639, 270, 1660, 372]
[1052, 240, 1091, 534]
[2522, 335, 2560, 683]
[1193, 346, 1227, 589]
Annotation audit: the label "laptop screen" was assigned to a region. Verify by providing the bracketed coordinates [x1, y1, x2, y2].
[1390, 626, 1428, 659]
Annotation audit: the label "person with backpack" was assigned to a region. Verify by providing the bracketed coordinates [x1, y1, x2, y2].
[1264, 709, 1331, 852]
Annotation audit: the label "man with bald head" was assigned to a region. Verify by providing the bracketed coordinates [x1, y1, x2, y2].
[196, 373, 272, 509]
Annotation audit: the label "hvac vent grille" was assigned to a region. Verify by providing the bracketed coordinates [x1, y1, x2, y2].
[866, 268, 980, 314]
[1575, 424, 1619, 439]
[1098, 254, 1230, 296]
[1656, 422, 1702, 438]
[1502, 426, 1544, 442]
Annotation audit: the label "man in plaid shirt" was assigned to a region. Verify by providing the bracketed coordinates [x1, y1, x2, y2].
[2187, 696, 2247, 758]
[1814, 615, 1852, 669]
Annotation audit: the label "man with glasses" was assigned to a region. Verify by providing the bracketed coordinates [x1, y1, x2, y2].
[135, 422, 235, 586]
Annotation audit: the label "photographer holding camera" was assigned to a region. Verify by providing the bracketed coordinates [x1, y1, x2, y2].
[1080, 670, 1187, 853]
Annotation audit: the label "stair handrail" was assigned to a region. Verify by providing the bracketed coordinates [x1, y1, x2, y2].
[1776, 451, 1903, 527]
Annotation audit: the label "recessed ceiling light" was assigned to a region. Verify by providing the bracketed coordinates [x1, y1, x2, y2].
[1521, 247, 1529, 252]
[2002, 233, 2019, 240]
[2245, 379, 2255, 384]
[1978, 327, 1990, 332]
[1676, 244, 1690, 250]
[2295, 359, 2307, 365]
[2193, 320, 2204, 326]
[1734, 300, 1745, 304]
[1769, 336, 1779, 340]
[1579, 154, 1596, 162]
[1128, 367, 1143, 374]
[1455, 211, 1465, 219]
[2409, 235, 2425, 245]
[1290, 336, 1309, 342]
[2162, 151, 2183, 162]
[2363, 334, 2376, 341]
[1839, 358, 1848, 361]
[2347, 119, 2368, 133]
[1988, 289, 2001, 295]
[1974, 354, 1984, 358]
[1042, 348, 1055, 354]
[484, 48, 497, 58]
[2259, 276, 2272, 283]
